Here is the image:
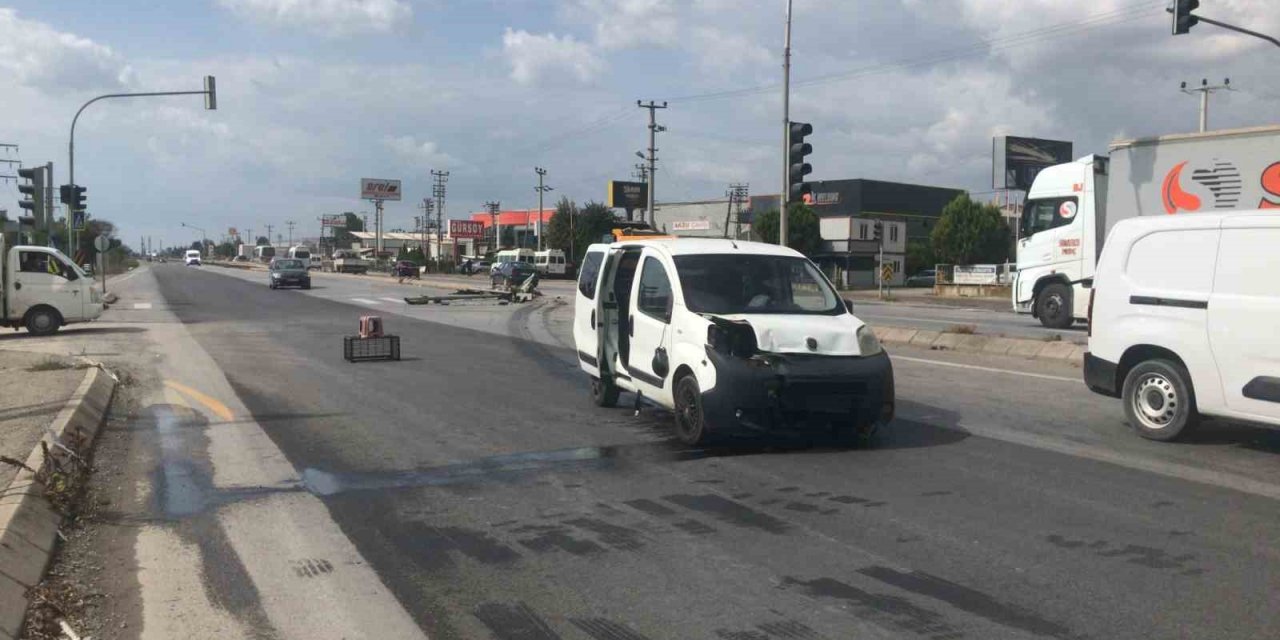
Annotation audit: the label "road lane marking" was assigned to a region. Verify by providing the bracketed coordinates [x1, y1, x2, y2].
[133, 302, 153, 309]
[350, 297, 379, 305]
[164, 380, 235, 422]
[892, 355, 1080, 383]
[379, 297, 405, 304]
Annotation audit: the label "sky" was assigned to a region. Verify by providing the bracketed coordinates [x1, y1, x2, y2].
[1, 0, 1277, 250]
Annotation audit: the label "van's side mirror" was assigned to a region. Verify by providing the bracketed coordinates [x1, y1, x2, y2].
[844, 298, 854, 313]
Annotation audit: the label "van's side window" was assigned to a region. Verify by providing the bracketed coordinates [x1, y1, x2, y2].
[1021, 197, 1078, 237]
[578, 252, 604, 299]
[637, 257, 673, 323]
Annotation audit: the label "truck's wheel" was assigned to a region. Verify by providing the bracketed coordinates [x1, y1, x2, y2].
[1037, 283, 1074, 329]
[1122, 359, 1198, 441]
[24, 307, 61, 336]
[673, 375, 711, 446]
[591, 376, 619, 408]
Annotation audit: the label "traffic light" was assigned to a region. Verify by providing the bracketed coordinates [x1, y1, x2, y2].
[788, 121, 814, 202]
[17, 167, 44, 227]
[873, 220, 883, 243]
[62, 184, 87, 218]
[1171, 0, 1199, 35]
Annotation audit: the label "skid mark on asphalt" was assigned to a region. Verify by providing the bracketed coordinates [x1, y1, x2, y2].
[781, 576, 964, 640]
[1045, 534, 1203, 574]
[474, 601, 562, 640]
[571, 617, 654, 640]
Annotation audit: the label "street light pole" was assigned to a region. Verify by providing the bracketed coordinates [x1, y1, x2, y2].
[780, 0, 793, 248]
[69, 77, 216, 258]
[534, 167, 552, 251]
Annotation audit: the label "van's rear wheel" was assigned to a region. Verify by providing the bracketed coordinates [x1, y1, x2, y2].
[1122, 359, 1198, 441]
[24, 307, 61, 336]
[1037, 283, 1074, 329]
[591, 376, 619, 408]
[673, 375, 711, 446]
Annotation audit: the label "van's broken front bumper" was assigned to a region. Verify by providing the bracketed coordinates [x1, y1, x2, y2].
[700, 348, 894, 434]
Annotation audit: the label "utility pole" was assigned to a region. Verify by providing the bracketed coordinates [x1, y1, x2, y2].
[431, 170, 449, 263]
[534, 167, 552, 251]
[780, 0, 794, 247]
[724, 183, 749, 239]
[637, 100, 668, 228]
[265, 223, 274, 247]
[417, 198, 434, 256]
[485, 201, 501, 252]
[1181, 78, 1231, 133]
[285, 220, 295, 247]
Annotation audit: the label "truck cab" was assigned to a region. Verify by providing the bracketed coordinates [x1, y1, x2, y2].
[574, 236, 894, 446]
[1013, 155, 1108, 329]
[1, 238, 103, 335]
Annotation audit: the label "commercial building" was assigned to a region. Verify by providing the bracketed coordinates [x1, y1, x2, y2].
[652, 199, 752, 239]
[467, 208, 554, 249]
[750, 179, 965, 287]
[348, 231, 482, 260]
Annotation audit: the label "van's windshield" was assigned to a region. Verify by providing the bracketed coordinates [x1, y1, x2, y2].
[674, 254, 841, 315]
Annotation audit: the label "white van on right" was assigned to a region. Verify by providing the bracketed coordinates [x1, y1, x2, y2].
[1085, 210, 1280, 441]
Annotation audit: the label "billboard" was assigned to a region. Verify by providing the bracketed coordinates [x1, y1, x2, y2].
[607, 180, 647, 210]
[361, 178, 402, 201]
[321, 214, 346, 228]
[449, 219, 484, 238]
[993, 136, 1073, 190]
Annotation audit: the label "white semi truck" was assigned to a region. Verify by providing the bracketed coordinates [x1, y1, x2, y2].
[0, 236, 104, 335]
[1014, 125, 1280, 328]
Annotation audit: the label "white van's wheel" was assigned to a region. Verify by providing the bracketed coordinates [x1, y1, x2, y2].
[1122, 359, 1198, 441]
[673, 375, 711, 446]
[1037, 283, 1074, 329]
[591, 377, 619, 408]
[24, 307, 61, 336]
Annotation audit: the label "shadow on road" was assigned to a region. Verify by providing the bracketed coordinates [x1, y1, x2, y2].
[0, 325, 148, 341]
[1174, 418, 1280, 454]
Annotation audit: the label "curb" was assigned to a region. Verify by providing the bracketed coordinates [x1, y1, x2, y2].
[873, 326, 1085, 365]
[0, 366, 116, 639]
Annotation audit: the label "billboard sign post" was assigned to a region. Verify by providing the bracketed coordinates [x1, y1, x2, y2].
[993, 136, 1073, 191]
[360, 178, 400, 264]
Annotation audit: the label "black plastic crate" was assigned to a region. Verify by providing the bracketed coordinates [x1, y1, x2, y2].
[344, 335, 401, 362]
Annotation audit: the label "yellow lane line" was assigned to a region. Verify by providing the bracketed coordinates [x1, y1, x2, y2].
[164, 380, 235, 422]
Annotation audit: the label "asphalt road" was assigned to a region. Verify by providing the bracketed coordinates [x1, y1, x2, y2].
[43, 263, 1280, 640]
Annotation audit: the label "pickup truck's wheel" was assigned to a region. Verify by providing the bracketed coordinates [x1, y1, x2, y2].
[1037, 283, 1074, 329]
[591, 376, 619, 408]
[24, 306, 61, 336]
[1122, 359, 1198, 441]
[673, 375, 711, 446]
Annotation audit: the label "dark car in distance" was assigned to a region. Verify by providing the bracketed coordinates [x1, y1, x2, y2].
[491, 261, 537, 289]
[269, 258, 311, 289]
[392, 260, 420, 279]
[905, 269, 937, 287]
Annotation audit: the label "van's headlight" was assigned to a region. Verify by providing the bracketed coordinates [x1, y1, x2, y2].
[857, 325, 883, 356]
[271, 272, 281, 279]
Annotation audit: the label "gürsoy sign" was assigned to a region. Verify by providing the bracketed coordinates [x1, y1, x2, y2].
[361, 178, 402, 201]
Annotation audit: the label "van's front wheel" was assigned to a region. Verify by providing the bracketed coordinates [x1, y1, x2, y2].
[1122, 359, 1198, 441]
[1037, 283, 1074, 329]
[24, 307, 61, 336]
[673, 375, 711, 446]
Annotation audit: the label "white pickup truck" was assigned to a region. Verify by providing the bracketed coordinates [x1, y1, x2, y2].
[0, 236, 103, 335]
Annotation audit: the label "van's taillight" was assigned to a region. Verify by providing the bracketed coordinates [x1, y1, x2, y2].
[1087, 288, 1095, 337]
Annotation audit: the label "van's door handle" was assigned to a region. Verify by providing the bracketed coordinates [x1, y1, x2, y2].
[590, 310, 596, 327]
[13, 282, 19, 290]
[628, 315, 634, 337]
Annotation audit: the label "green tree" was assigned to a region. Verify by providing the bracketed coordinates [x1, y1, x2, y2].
[545, 198, 619, 266]
[930, 194, 1010, 265]
[905, 239, 937, 275]
[332, 212, 364, 251]
[256, 236, 270, 246]
[214, 241, 236, 258]
[499, 226, 515, 249]
[751, 203, 822, 256]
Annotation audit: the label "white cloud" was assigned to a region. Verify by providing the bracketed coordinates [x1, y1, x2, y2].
[567, 0, 679, 50]
[501, 28, 605, 85]
[0, 8, 131, 92]
[383, 135, 458, 168]
[216, 0, 412, 36]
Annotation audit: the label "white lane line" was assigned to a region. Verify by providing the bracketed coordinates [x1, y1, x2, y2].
[350, 298, 380, 305]
[133, 302, 153, 310]
[379, 297, 405, 304]
[892, 355, 1080, 383]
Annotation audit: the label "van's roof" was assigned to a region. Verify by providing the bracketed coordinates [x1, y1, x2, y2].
[595, 237, 803, 258]
[1114, 209, 1280, 232]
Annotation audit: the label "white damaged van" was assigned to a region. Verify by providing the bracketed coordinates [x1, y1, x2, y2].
[574, 234, 894, 446]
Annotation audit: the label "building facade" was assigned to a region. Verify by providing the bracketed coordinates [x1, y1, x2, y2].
[652, 199, 752, 239]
